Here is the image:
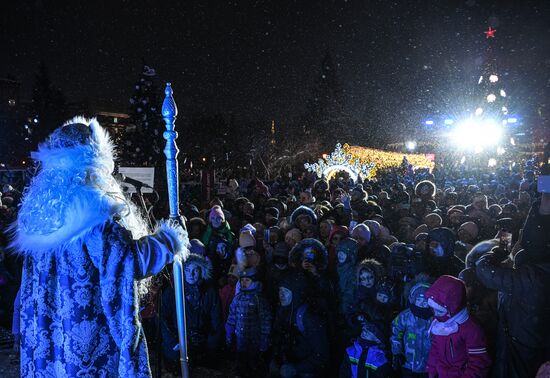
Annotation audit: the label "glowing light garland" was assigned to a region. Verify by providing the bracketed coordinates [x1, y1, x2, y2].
[304, 143, 434, 180]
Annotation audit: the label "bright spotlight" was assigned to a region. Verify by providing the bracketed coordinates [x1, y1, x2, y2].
[406, 141, 417, 150]
[449, 118, 502, 150]
[488, 158, 497, 167]
[510, 137, 515, 146]
[497, 147, 505, 155]
[425, 120, 434, 125]
[444, 119, 454, 125]
[507, 117, 517, 124]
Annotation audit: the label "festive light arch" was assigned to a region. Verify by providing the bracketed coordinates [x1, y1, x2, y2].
[323, 164, 359, 182]
[305, 143, 434, 180]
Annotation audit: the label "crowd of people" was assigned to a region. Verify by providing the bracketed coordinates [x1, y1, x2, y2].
[157, 157, 549, 378]
[2, 133, 550, 377]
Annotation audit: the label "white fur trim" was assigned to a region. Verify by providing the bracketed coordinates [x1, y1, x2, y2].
[156, 220, 189, 261]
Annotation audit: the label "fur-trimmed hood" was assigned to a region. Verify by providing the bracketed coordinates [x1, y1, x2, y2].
[356, 258, 385, 284]
[184, 253, 212, 280]
[10, 117, 148, 256]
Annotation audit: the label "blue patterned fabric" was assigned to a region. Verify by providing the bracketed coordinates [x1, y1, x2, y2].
[19, 219, 181, 378]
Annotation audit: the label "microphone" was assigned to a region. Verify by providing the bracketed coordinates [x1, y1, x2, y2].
[115, 173, 152, 189]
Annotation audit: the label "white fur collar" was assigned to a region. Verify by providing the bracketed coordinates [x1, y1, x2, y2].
[10, 187, 121, 256]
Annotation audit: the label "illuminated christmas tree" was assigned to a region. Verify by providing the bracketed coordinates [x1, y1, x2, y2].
[120, 64, 163, 166]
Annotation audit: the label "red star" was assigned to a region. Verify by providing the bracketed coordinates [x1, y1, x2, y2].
[484, 27, 496, 38]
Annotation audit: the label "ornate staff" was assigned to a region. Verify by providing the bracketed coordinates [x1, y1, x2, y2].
[162, 83, 190, 378]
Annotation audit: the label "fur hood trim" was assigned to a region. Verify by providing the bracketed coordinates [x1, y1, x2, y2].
[184, 253, 211, 280]
[10, 116, 148, 256]
[356, 258, 385, 283]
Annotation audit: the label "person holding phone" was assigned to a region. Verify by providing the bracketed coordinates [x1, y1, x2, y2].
[475, 144, 550, 378]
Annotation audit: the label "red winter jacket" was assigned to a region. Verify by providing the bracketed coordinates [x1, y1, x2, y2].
[425, 275, 491, 378]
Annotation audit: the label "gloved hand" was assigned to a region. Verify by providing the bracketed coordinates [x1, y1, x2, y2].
[392, 354, 405, 371]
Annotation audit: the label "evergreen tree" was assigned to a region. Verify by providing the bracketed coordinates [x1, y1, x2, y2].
[120, 64, 163, 166]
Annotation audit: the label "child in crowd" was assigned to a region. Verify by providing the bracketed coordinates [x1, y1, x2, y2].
[226, 267, 272, 377]
[425, 275, 491, 378]
[391, 279, 432, 377]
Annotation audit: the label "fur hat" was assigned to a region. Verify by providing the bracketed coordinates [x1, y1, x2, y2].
[428, 227, 456, 257]
[290, 205, 317, 226]
[239, 230, 256, 248]
[289, 238, 328, 270]
[415, 180, 436, 198]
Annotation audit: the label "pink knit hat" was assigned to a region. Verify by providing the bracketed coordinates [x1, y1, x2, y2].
[209, 205, 225, 223]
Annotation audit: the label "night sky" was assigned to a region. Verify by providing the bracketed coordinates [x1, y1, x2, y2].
[2, 0, 549, 141]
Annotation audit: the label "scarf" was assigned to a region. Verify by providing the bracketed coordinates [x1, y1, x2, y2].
[429, 307, 469, 336]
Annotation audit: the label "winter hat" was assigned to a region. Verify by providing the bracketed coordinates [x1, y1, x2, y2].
[184, 253, 212, 280]
[408, 280, 431, 305]
[464, 239, 499, 268]
[189, 239, 206, 256]
[313, 179, 329, 193]
[239, 230, 256, 249]
[424, 213, 442, 229]
[285, 228, 302, 246]
[227, 264, 239, 279]
[352, 185, 368, 200]
[357, 316, 386, 344]
[426, 275, 467, 318]
[488, 204, 502, 218]
[415, 180, 436, 198]
[265, 207, 280, 219]
[328, 225, 349, 243]
[428, 227, 456, 257]
[290, 205, 317, 226]
[458, 222, 479, 241]
[209, 205, 225, 223]
[351, 224, 371, 243]
[415, 232, 429, 242]
[363, 220, 381, 238]
[2, 196, 14, 207]
[413, 224, 429, 239]
[240, 223, 257, 236]
[289, 238, 328, 270]
[238, 266, 259, 280]
[336, 238, 359, 265]
[376, 278, 396, 304]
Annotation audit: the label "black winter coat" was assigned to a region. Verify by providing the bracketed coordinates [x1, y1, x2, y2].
[476, 252, 550, 378]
